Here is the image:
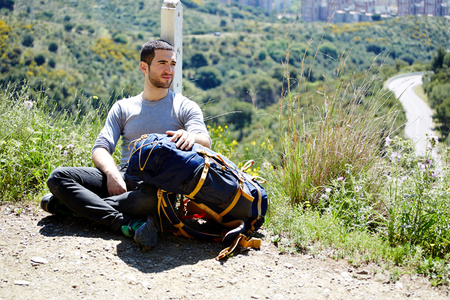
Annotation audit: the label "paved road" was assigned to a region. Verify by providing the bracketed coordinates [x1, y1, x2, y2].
[387, 74, 434, 156]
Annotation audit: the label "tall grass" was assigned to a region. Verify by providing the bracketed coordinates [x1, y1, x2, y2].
[276, 54, 398, 206]
[0, 82, 104, 202]
[264, 40, 450, 284]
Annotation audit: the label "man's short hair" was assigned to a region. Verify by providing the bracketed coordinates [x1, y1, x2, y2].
[140, 40, 174, 64]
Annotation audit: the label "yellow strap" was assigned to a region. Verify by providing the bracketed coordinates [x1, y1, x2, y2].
[219, 187, 242, 217]
[189, 202, 223, 223]
[215, 234, 262, 260]
[238, 235, 261, 249]
[187, 156, 211, 198]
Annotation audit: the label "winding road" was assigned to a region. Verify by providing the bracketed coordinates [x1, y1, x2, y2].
[387, 73, 434, 156]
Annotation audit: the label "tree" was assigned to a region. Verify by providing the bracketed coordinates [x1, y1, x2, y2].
[0, 0, 14, 11]
[48, 42, 58, 53]
[190, 52, 208, 68]
[431, 47, 446, 73]
[319, 43, 338, 59]
[22, 34, 34, 47]
[34, 54, 46, 66]
[195, 66, 222, 89]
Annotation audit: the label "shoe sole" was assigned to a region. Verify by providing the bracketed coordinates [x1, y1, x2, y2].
[134, 217, 159, 251]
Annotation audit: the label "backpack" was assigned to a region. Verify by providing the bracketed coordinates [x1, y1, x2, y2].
[126, 133, 268, 260]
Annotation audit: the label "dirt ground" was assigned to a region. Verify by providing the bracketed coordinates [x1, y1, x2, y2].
[0, 203, 449, 300]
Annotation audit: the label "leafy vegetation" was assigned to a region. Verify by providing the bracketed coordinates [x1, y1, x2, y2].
[1, 0, 448, 145]
[2, 0, 450, 287]
[423, 47, 450, 142]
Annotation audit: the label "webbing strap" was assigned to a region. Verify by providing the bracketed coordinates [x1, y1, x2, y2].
[187, 156, 211, 198]
[157, 190, 222, 240]
[215, 234, 262, 261]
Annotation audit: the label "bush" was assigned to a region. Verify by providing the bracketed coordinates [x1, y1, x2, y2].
[195, 66, 222, 89]
[34, 54, 46, 66]
[22, 34, 34, 47]
[48, 42, 58, 53]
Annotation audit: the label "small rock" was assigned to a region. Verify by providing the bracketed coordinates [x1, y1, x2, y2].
[340, 272, 353, 282]
[284, 263, 294, 269]
[31, 256, 48, 264]
[14, 280, 30, 286]
[356, 270, 369, 275]
[374, 273, 389, 284]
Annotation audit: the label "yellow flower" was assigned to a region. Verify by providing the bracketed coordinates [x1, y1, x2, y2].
[93, 96, 98, 100]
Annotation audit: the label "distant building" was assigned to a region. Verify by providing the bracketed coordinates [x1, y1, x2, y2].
[301, 0, 320, 22]
[398, 0, 449, 16]
[217, 0, 275, 12]
[300, 0, 449, 22]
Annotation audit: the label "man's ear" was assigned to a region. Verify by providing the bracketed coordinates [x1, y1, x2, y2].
[140, 61, 148, 74]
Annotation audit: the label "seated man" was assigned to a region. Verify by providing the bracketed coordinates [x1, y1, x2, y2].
[41, 39, 211, 249]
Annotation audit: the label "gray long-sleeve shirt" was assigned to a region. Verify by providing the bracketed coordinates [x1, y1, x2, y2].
[92, 90, 209, 167]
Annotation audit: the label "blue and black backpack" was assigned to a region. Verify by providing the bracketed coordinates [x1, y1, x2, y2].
[126, 133, 268, 259]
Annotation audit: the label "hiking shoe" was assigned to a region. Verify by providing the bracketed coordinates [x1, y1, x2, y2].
[40, 193, 72, 215]
[122, 216, 160, 250]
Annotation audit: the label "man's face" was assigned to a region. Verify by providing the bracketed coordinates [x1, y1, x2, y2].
[146, 49, 176, 89]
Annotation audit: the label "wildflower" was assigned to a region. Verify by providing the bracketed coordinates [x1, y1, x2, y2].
[93, 96, 98, 100]
[325, 188, 332, 193]
[391, 151, 401, 161]
[251, 141, 256, 146]
[428, 135, 438, 148]
[66, 144, 75, 149]
[431, 172, 437, 178]
[56, 144, 63, 151]
[426, 158, 432, 165]
[385, 136, 392, 147]
[418, 162, 426, 171]
[23, 100, 33, 109]
[63, 150, 68, 157]
[231, 140, 238, 147]
[337, 177, 344, 182]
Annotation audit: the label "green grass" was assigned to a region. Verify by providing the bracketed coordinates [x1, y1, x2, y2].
[0, 82, 103, 202]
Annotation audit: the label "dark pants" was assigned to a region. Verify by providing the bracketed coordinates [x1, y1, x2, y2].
[46, 166, 158, 233]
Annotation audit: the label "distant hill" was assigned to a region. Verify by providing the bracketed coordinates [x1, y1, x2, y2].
[1, 0, 449, 139]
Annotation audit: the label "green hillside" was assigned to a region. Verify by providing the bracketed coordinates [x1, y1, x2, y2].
[1, 0, 449, 141]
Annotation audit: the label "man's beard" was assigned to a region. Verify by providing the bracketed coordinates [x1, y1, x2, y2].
[149, 71, 173, 89]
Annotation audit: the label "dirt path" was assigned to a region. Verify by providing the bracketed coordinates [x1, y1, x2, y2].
[0, 203, 448, 299]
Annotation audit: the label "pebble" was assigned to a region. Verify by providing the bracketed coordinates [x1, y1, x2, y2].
[31, 256, 48, 264]
[13, 280, 30, 286]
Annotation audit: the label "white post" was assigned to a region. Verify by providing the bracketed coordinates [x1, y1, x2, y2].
[161, 0, 183, 94]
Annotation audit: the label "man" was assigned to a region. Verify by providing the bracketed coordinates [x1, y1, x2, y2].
[42, 40, 211, 249]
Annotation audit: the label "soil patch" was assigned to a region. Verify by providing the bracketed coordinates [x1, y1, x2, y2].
[0, 204, 448, 299]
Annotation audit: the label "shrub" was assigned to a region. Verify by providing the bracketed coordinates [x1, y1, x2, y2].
[34, 54, 46, 66]
[48, 42, 58, 53]
[22, 34, 34, 47]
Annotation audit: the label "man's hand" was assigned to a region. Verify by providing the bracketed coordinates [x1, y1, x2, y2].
[166, 129, 196, 150]
[92, 147, 127, 196]
[106, 171, 127, 196]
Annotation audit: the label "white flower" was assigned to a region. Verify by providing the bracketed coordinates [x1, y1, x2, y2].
[23, 100, 33, 110]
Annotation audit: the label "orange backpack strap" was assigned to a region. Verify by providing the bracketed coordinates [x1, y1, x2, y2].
[215, 234, 262, 261]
